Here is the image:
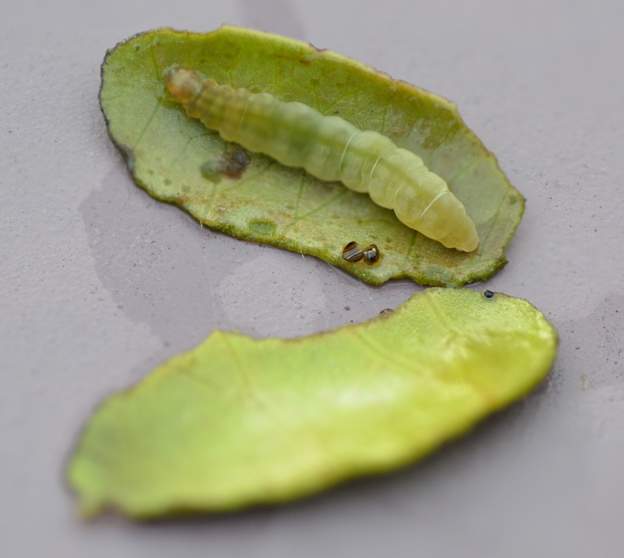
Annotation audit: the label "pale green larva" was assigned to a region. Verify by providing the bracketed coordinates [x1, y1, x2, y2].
[164, 67, 479, 252]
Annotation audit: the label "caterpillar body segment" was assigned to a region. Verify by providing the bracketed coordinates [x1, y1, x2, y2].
[164, 67, 479, 252]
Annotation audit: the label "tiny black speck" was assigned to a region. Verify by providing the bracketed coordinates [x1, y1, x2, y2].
[483, 289, 495, 299]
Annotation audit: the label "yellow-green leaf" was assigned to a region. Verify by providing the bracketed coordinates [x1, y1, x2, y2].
[68, 289, 556, 519]
[100, 26, 525, 286]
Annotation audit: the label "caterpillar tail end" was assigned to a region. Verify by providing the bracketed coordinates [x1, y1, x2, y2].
[432, 190, 480, 253]
[448, 222, 480, 253]
[401, 191, 480, 253]
[438, 210, 480, 252]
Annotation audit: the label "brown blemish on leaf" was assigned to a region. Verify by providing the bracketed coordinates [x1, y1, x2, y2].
[221, 145, 250, 178]
[200, 144, 250, 181]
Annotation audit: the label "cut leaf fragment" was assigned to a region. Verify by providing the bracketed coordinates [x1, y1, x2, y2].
[68, 289, 557, 519]
[100, 26, 525, 286]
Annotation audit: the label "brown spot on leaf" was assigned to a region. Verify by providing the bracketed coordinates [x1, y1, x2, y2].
[200, 144, 250, 181]
[221, 144, 251, 178]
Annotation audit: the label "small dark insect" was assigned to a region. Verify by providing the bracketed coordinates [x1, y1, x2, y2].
[483, 289, 495, 299]
[379, 308, 394, 316]
[362, 244, 380, 264]
[342, 241, 364, 262]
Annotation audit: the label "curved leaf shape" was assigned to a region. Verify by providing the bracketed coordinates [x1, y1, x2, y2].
[68, 289, 557, 518]
[100, 26, 524, 286]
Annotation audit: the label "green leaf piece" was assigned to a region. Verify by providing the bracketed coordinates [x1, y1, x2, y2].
[100, 26, 525, 286]
[68, 289, 557, 519]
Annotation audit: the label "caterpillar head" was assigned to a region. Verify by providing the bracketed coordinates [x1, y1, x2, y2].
[164, 66, 203, 104]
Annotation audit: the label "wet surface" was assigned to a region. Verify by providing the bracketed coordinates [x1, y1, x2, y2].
[80, 164, 415, 343]
[80, 165, 224, 347]
[2, 1, 624, 557]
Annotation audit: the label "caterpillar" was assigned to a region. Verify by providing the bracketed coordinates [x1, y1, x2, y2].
[164, 66, 479, 252]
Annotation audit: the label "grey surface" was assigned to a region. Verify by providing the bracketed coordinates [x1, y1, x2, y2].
[1, 0, 623, 555]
